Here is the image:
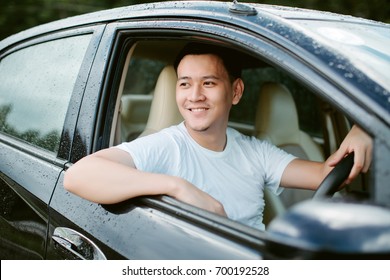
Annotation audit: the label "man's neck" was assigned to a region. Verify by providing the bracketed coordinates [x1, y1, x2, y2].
[184, 123, 227, 152]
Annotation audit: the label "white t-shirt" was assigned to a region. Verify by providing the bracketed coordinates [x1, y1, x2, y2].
[117, 122, 295, 230]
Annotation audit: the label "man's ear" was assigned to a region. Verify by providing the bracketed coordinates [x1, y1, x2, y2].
[232, 78, 244, 105]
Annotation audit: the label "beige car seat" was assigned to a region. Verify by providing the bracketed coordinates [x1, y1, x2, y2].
[255, 82, 325, 217]
[139, 65, 183, 137]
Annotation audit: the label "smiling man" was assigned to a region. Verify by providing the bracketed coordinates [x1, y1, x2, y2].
[175, 45, 244, 151]
[64, 42, 372, 230]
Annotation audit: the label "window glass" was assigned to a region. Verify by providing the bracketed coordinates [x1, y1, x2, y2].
[123, 58, 165, 96]
[0, 34, 92, 152]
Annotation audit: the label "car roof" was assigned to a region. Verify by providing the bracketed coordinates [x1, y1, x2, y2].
[1, 1, 389, 117]
[1, 1, 386, 49]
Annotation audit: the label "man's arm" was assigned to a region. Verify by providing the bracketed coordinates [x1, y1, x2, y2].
[64, 147, 227, 216]
[280, 159, 328, 190]
[64, 147, 175, 203]
[281, 125, 372, 190]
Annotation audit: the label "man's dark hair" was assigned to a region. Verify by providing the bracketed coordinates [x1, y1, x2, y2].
[173, 42, 242, 81]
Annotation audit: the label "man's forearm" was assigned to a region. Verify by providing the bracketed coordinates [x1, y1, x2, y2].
[63, 154, 177, 204]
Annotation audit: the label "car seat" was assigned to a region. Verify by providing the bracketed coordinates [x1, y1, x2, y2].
[255, 82, 325, 215]
[139, 65, 183, 137]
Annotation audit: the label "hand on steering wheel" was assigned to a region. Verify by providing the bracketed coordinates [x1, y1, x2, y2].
[313, 152, 354, 199]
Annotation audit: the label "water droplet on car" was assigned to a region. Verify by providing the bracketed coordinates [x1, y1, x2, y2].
[344, 72, 354, 78]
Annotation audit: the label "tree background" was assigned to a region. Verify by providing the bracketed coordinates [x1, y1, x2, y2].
[1, 0, 389, 40]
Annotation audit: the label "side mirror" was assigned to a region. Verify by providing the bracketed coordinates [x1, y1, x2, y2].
[265, 200, 390, 259]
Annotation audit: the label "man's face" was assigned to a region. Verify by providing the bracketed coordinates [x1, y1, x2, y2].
[176, 53, 243, 135]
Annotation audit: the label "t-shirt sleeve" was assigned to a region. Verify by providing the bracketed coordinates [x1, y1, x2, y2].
[116, 132, 175, 173]
[259, 140, 296, 195]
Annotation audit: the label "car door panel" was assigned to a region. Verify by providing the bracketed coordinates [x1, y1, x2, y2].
[48, 172, 264, 259]
[0, 139, 64, 259]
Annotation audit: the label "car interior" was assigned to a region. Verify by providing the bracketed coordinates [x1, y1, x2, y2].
[109, 38, 369, 229]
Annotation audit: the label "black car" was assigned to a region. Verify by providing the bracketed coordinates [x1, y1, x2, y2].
[1, 1, 390, 260]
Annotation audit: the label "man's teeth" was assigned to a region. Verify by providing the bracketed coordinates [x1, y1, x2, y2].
[191, 108, 207, 112]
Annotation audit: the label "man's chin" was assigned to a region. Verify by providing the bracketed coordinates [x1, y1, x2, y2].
[184, 121, 210, 133]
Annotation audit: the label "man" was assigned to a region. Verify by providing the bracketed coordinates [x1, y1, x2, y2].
[64, 43, 372, 230]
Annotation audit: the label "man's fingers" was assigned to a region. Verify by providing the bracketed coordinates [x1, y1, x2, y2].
[328, 150, 344, 167]
[346, 151, 365, 183]
[362, 148, 372, 173]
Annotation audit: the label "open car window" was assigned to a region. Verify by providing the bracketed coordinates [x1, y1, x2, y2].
[106, 36, 371, 231]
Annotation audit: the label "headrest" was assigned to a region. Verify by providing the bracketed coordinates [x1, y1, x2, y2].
[255, 82, 300, 146]
[140, 65, 183, 136]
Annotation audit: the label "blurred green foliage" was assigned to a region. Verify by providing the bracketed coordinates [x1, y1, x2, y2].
[1, 0, 389, 40]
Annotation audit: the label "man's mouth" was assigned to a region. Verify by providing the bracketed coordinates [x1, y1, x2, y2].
[189, 108, 208, 112]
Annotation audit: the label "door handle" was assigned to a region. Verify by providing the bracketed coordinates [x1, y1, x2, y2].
[52, 227, 107, 260]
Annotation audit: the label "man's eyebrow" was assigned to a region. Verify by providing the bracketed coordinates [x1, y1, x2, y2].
[203, 75, 220, 80]
[177, 76, 191, 81]
[177, 75, 220, 81]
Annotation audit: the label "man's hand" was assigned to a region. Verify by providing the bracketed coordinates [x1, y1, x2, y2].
[170, 177, 227, 217]
[328, 125, 372, 184]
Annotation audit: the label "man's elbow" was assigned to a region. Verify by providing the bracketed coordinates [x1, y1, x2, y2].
[63, 166, 79, 194]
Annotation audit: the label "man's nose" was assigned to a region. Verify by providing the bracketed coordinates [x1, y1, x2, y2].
[189, 84, 205, 101]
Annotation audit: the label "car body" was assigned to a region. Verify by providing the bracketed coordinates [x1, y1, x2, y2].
[1, 1, 390, 259]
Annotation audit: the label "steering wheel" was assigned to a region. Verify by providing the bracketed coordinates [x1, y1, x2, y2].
[313, 152, 354, 199]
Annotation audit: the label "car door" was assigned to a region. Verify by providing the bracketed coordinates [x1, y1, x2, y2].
[0, 26, 103, 259]
[46, 19, 276, 260]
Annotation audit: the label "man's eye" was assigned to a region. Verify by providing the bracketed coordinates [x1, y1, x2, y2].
[204, 81, 215, 86]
